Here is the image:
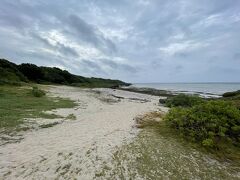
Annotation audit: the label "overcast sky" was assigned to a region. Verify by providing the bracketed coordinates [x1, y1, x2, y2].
[0, 0, 239, 83]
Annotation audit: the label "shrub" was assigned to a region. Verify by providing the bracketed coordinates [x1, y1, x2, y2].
[164, 94, 204, 108]
[159, 98, 167, 104]
[32, 86, 46, 97]
[0, 59, 28, 82]
[223, 90, 240, 97]
[202, 138, 214, 147]
[165, 100, 240, 148]
[18, 63, 44, 82]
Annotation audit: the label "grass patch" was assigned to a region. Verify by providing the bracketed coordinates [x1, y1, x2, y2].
[39, 113, 63, 119]
[65, 113, 77, 120]
[106, 124, 240, 179]
[39, 122, 60, 129]
[0, 85, 77, 133]
[99, 114, 240, 179]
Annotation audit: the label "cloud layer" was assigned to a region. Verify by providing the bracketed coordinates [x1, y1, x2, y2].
[0, 0, 239, 82]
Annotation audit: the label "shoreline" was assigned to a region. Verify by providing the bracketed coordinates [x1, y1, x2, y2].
[119, 86, 222, 98]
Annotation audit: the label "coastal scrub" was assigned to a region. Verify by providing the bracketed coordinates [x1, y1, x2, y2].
[165, 100, 240, 155]
[163, 94, 204, 107]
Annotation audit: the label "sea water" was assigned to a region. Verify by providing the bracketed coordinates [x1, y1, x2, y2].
[132, 83, 240, 96]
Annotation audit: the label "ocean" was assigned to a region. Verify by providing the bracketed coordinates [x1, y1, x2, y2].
[131, 83, 240, 97]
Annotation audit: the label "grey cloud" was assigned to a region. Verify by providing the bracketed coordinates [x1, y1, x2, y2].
[80, 60, 107, 76]
[150, 60, 162, 70]
[33, 33, 79, 58]
[100, 59, 138, 74]
[175, 65, 183, 72]
[0, 0, 239, 82]
[79, 58, 138, 77]
[57, 43, 79, 58]
[233, 53, 240, 61]
[68, 15, 100, 46]
[67, 15, 116, 53]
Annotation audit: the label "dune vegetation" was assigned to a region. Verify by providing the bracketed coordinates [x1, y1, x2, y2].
[165, 101, 240, 154]
[163, 94, 204, 107]
[145, 93, 240, 161]
[0, 85, 77, 134]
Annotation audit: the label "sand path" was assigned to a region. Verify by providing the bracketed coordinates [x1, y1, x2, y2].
[0, 86, 163, 179]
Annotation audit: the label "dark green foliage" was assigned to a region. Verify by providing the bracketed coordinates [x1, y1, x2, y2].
[0, 59, 129, 87]
[164, 94, 204, 107]
[222, 90, 240, 110]
[165, 100, 240, 148]
[32, 86, 46, 97]
[0, 59, 28, 84]
[18, 63, 44, 82]
[223, 90, 240, 97]
[39, 67, 90, 84]
[73, 77, 128, 88]
[159, 98, 167, 104]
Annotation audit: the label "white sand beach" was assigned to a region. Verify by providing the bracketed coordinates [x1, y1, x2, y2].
[0, 86, 165, 179]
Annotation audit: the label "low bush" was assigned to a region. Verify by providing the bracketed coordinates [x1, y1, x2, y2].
[223, 90, 240, 97]
[164, 94, 204, 108]
[165, 100, 240, 148]
[32, 86, 46, 97]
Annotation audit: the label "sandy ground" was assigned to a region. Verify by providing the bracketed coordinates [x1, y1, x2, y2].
[0, 86, 165, 179]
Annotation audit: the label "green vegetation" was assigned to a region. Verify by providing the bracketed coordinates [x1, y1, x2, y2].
[165, 101, 240, 149]
[163, 94, 204, 107]
[120, 90, 239, 162]
[0, 58, 130, 88]
[32, 86, 46, 97]
[95, 110, 239, 179]
[222, 90, 240, 110]
[223, 90, 240, 97]
[65, 114, 77, 120]
[0, 85, 77, 133]
[157, 92, 240, 160]
[98, 124, 240, 179]
[0, 59, 27, 85]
